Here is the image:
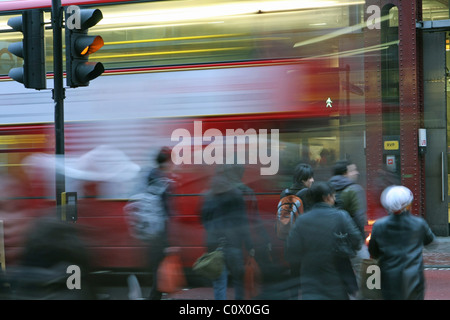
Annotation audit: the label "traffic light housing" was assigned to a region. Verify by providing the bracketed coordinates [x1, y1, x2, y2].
[65, 7, 104, 88]
[7, 10, 46, 90]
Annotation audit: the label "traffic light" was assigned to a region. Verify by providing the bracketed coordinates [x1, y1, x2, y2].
[65, 7, 104, 88]
[7, 10, 46, 90]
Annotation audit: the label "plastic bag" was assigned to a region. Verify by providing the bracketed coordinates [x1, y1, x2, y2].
[244, 256, 261, 299]
[157, 248, 186, 293]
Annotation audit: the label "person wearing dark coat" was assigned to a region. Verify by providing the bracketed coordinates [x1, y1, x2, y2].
[279, 162, 314, 299]
[286, 181, 362, 300]
[369, 185, 435, 300]
[328, 160, 367, 239]
[328, 160, 368, 297]
[201, 168, 254, 300]
[222, 165, 272, 297]
[280, 163, 314, 212]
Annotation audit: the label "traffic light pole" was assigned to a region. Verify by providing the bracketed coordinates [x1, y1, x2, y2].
[52, 0, 65, 210]
[7, 2, 103, 215]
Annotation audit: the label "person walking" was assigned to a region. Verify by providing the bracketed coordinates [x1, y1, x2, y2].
[279, 162, 314, 299]
[146, 146, 173, 300]
[368, 185, 435, 300]
[223, 164, 272, 297]
[328, 159, 369, 297]
[286, 181, 362, 300]
[280, 163, 314, 212]
[200, 167, 255, 300]
[328, 159, 367, 242]
[12, 213, 97, 299]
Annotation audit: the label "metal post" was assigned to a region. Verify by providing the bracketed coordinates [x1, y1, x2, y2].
[52, 0, 65, 211]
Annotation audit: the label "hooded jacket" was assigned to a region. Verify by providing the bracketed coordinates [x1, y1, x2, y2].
[328, 175, 367, 238]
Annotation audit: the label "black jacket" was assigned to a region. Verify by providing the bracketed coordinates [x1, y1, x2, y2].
[201, 186, 253, 252]
[368, 211, 435, 300]
[286, 202, 362, 299]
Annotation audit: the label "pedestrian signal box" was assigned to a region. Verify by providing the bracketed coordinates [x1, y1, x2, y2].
[61, 192, 78, 222]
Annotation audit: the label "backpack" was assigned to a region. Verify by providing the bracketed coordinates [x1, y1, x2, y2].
[124, 178, 169, 241]
[276, 189, 304, 240]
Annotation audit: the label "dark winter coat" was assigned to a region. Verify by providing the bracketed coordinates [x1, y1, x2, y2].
[368, 211, 435, 300]
[328, 175, 367, 238]
[201, 179, 253, 252]
[286, 202, 362, 300]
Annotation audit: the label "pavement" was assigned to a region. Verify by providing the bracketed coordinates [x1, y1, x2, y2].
[423, 236, 450, 267]
[176, 237, 450, 300]
[95, 237, 450, 300]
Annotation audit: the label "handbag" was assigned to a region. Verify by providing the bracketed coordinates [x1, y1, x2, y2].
[360, 258, 382, 300]
[192, 249, 224, 280]
[333, 211, 357, 258]
[157, 248, 186, 293]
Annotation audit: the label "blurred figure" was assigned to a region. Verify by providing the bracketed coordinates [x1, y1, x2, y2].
[368, 185, 435, 300]
[0, 174, 40, 298]
[10, 214, 96, 299]
[223, 164, 272, 298]
[24, 145, 141, 199]
[328, 160, 367, 239]
[319, 148, 330, 166]
[373, 166, 401, 220]
[286, 181, 361, 300]
[279, 163, 314, 299]
[0, 174, 35, 268]
[200, 166, 254, 300]
[328, 159, 369, 297]
[146, 146, 173, 300]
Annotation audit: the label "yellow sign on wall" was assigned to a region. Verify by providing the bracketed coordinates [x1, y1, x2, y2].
[384, 140, 399, 150]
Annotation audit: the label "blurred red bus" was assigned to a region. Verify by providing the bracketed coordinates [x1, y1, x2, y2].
[0, 0, 377, 275]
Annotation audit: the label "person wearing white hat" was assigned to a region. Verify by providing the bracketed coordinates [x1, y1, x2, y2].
[380, 185, 414, 214]
[368, 185, 435, 300]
